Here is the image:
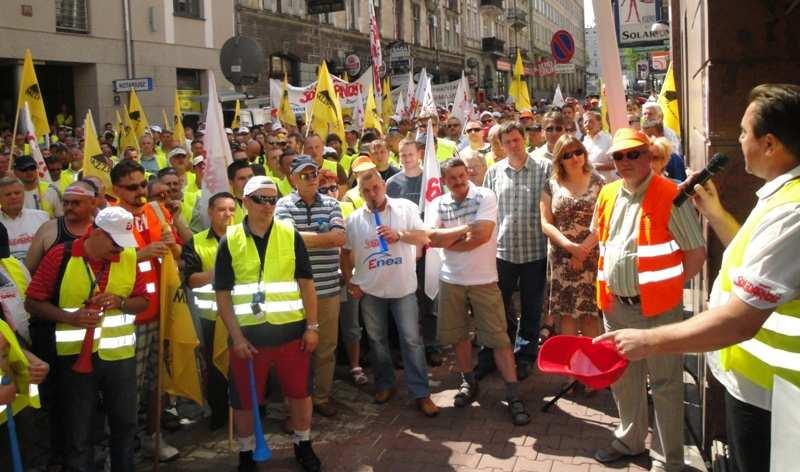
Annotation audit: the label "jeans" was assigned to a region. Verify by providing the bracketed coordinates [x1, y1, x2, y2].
[339, 286, 362, 345]
[57, 355, 137, 472]
[360, 293, 430, 399]
[725, 391, 771, 472]
[478, 258, 546, 368]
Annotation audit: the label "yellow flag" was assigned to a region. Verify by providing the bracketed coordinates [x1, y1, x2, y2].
[231, 99, 241, 129]
[173, 91, 186, 148]
[212, 316, 230, 378]
[0, 318, 40, 424]
[342, 71, 350, 82]
[161, 109, 171, 131]
[381, 76, 394, 131]
[658, 63, 680, 137]
[120, 105, 140, 152]
[16, 49, 50, 138]
[82, 110, 114, 194]
[363, 83, 381, 133]
[600, 81, 610, 132]
[279, 73, 297, 127]
[510, 49, 531, 111]
[159, 251, 203, 405]
[127, 89, 149, 138]
[310, 61, 346, 143]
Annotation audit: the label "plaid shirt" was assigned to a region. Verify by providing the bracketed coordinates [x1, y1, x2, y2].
[483, 154, 552, 264]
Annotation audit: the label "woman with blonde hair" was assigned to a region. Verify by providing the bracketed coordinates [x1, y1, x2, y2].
[462, 150, 489, 187]
[539, 134, 604, 352]
[649, 136, 683, 182]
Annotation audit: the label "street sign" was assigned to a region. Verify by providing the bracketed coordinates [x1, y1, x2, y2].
[554, 63, 576, 74]
[550, 30, 575, 64]
[113, 78, 153, 93]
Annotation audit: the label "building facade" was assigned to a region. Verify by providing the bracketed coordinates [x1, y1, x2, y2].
[585, 26, 600, 95]
[0, 0, 235, 131]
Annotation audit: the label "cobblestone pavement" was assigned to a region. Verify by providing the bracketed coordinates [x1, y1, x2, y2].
[140, 352, 707, 472]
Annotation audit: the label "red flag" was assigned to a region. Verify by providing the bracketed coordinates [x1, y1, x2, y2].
[368, 0, 383, 97]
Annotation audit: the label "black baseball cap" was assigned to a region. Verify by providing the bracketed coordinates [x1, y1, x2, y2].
[13, 155, 37, 171]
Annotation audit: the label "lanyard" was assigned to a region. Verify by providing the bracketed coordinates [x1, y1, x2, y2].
[82, 259, 110, 304]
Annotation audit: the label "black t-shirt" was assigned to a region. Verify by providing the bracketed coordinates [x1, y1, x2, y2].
[213, 219, 313, 347]
[379, 165, 400, 182]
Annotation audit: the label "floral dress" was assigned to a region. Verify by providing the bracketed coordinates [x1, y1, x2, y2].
[543, 173, 604, 320]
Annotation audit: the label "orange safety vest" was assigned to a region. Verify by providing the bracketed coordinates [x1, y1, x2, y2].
[595, 174, 685, 316]
[130, 204, 168, 324]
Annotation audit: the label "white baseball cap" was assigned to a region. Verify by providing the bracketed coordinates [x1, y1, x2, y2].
[167, 147, 188, 159]
[95, 207, 138, 248]
[225, 128, 233, 135]
[243, 176, 277, 196]
[237, 126, 250, 135]
[150, 125, 163, 133]
[191, 154, 205, 166]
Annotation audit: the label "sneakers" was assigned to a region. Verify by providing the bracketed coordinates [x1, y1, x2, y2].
[507, 397, 531, 426]
[350, 366, 369, 385]
[416, 396, 440, 417]
[141, 433, 180, 462]
[374, 387, 397, 404]
[453, 381, 479, 408]
[238, 450, 256, 472]
[294, 440, 322, 472]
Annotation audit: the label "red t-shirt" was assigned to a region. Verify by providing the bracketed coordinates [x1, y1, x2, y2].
[26, 236, 148, 303]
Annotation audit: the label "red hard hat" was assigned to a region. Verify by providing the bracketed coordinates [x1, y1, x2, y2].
[537, 335, 629, 390]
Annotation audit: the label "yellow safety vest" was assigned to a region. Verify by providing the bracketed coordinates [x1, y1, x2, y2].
[36, 181, 55, 218]
[322, 159, 338, 175]
[436, 138, 457, 162]
[191, 230, 219, 321]
[0, 319, 40, 424]
[154, 149, 168, 169]
[277, 177, 294, 197]
[183, 172, 199, 195]
[226, 220, 304, 327]
[340, 201, 355, 219]
[718, 178, 800, 391]
[55, 247, 137, 360]
[233, 200, 246, 224]
[58, 169, 77, 194]
[345, 186, 365, 209]
[181, 190, 200, 223]
[1, 257, 29, 302]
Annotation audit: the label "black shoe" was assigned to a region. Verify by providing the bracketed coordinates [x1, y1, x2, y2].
[516, 361, 531, 381]
[294, 440, 322, 472]
[238, 451, 256, 472]
[453, 381, 479, 408]
[507, 397, 531, 426]
[474, 362, 496, 381]
[208, 413, 227, 431]
[426, 350, 444, 367]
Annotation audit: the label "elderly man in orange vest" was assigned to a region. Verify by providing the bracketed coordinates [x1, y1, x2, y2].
[590, 128, 706, 472]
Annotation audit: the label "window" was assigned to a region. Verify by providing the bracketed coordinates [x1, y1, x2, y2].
[174, 0, 203, 18]
[262, 0, 277, 11]
[177, 69, 202, 91]
[413, 4, 421, 45]
[56, 0, 89, 33]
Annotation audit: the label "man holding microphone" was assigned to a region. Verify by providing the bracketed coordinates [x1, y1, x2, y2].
[597, 84, 800, 472]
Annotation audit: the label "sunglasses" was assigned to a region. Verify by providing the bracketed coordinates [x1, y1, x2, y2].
[298, 170, 318, 181]
[480, 119, 494, 124]
[526, 126, 542, 132]
[545, 126, 564, 133]
[562, 149, 585, 160]
[119, 181, 147, 191]
[248, 194, 278, 206]
[612, 150, 643, 161]
[318, 185, 338, 194]
[447, 123, 460, 128]
[267, 141, 277, 145]
[466, 128, 482, 134]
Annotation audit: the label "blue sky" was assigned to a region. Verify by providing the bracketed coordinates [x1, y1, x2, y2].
[584, 0, 595, 27]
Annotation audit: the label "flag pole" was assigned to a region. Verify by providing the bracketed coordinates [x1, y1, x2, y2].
[9, 108, 20, 162]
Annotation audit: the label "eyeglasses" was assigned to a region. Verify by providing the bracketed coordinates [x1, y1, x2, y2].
[318, 185, 338, 194]
[248, 194, 278, 206]
[545, 126, 564, 133]
[119, 181, 147, 191]
[466, 128, 482, 134]
[612, 150, 643, 161]
[561, 149, 585, 160]
[447, 123, 460, 128]
[526, 126, 542, 132]
[565, 127, 577, 133]
[298, 171, 318, 181]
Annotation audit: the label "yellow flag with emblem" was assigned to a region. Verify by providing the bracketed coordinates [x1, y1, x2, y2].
[0, 319, 40, 424]
[310, 61, 346, 143]
[119, 105, 140, 152]
[279, 73, 296, 127]
[173, 91, 186, 149]
[509, 49, 531, 111]
[162, 109, 171, 132]
[658, 63, 680, 137]
[363, 83, 382, 133]
[381, 76, 393, 132]
[82, 110, 114, 196]
[159, 250, 203, 405]
[128, 89, 149, 138]
[16, 49, 50, 139]
[231, 99, 241, 129]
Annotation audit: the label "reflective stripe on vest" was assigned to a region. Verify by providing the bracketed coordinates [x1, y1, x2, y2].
[55, 247, 138, 360]
[191, 230, 219, 321]
[226, 220, 304, 327]
[718, 178, 800, 391]
[595, 175, 684, 316]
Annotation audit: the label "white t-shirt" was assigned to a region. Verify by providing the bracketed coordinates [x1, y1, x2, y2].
[0, 209, 49, 261]
[707, 165, 800, 412]
[344, 197, 425, 298]
[583, 131, 617, 183]
[432, 183, 499, 285]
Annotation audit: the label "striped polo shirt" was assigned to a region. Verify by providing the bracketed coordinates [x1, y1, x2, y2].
[275, 192, 344, 298]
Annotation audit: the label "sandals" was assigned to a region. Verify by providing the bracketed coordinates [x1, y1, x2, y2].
[507, 398, 531, 426]
[350, 366, 369, 385]
[538, 324, 555, 345]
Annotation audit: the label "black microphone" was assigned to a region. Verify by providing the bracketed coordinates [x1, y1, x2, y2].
[673, 153, 730, 206]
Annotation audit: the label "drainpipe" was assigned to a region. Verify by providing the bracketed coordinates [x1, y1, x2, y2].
[123, 0, 134, 78]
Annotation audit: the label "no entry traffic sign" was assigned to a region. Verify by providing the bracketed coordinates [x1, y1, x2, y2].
[550, 30, 575, 64]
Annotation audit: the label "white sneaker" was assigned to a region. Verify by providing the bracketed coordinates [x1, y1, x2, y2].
[141, 433, 180, 462]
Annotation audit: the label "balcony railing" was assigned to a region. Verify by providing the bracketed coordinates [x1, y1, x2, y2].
[506, 7, 527, 29]
[479, 0, 503, 17]
[482, 37, 505, 55]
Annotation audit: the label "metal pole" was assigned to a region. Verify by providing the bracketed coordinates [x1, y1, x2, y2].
[122, 0, 135, 78]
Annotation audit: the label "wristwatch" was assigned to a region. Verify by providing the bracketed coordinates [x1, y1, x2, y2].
[306, 323, 320, 332]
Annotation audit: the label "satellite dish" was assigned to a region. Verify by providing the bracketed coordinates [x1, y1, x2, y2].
[220, 36, 264, 86]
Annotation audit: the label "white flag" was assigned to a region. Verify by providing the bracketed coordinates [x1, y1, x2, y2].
[450, 72, 473, 127]
[395, 93, 406, 120]
[21, 102, 52, 183]
[368, 0, 383, 97]
[415, 69, 436, 118]
[352, 90, 365, 132]
[404, 62, 416, 119]
[552, 84, 565, 108]
[419, 119, 443, 299]
[202, 72, 233, 196]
